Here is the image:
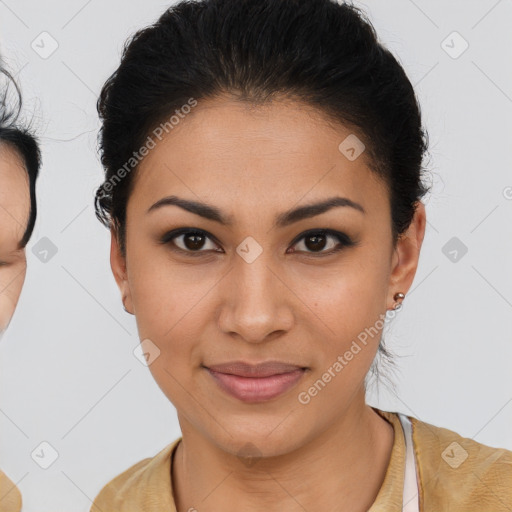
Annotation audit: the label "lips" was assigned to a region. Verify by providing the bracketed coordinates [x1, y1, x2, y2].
[203, 360, 308, 403]
[205, 360, 306, 378]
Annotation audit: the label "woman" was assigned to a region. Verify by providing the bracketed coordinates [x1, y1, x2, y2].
[0, 64, 41, 512]
[90, 0, 512, 510]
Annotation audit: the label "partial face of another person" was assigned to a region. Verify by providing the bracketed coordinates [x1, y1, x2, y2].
[111, 96, 425, 457]
[0, 144, 30, 337]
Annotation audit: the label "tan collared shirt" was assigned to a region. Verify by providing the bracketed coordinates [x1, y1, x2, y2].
[90, 407, 512, 511]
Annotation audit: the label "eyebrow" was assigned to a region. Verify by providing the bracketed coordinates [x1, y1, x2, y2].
[147, 195, 365, 228]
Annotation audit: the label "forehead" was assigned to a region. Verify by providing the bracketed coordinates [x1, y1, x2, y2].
[0, 143, 30, 249]
[131, 96, 388, 217]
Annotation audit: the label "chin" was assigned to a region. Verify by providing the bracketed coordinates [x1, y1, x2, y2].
[208, 417, 310, 459]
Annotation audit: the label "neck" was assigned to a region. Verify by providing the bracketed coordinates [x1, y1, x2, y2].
[171, 395, 394, 512]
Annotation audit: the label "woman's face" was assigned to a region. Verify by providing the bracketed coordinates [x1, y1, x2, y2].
[0, 144, 29, 335]
[111, 96, 425, 456]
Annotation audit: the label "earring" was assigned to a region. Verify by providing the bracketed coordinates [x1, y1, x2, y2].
[393, 292, 405, 311]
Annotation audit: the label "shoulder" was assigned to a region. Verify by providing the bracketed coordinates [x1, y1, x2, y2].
[0, 470, 22, 512]
[90, 438, 181, 511]
[90, 456, 154, 507]
[409, 415, 512, 510]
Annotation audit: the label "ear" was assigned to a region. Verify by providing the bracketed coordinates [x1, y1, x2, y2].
[387, 201, 427, 310]
[110, 228, 134, 315]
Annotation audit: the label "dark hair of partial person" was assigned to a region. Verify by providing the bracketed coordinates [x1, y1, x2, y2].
[0, 65, 41, 247]
[94, 0, 432, 390]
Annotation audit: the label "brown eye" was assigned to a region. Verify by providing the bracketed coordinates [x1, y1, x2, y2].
[303, 233, 329, 251]
[180, 232, 207, 251]
[161, 228, 221, 254]
[288, 229, 355, 255]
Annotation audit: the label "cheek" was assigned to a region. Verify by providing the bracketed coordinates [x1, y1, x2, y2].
[129, 264, 206, 406]
[295, 251, 389, 378]
[126, 247, 218, 388]
[297, 252, 388, 333]
[294, 280, 388, 412]
[129, 260, 218, 338]
[0, 265, 26, 330]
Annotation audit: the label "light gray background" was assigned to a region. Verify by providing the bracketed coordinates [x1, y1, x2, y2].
[0, 0, 511, 510]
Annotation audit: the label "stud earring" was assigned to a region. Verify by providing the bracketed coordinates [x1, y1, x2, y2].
[393, 292, 405, 311]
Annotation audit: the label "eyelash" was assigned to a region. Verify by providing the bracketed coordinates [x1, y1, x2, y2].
[159, 228, 356, 258]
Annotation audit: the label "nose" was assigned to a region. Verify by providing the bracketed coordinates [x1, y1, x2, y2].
[217, 255, 295, 343]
